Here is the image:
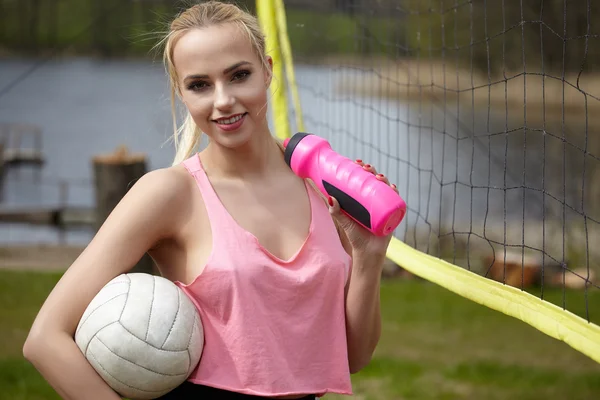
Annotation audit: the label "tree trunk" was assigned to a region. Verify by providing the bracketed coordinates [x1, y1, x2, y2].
[92, 146, 156, 275]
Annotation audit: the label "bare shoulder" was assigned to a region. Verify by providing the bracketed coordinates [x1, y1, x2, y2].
[122, 164, 195, 218]
[145, 163, 192, 189]
[88, 162, 198, 255]
[130, 164, 193, 203]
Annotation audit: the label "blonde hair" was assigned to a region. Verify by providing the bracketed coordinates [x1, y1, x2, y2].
[160, 1, 270, 165]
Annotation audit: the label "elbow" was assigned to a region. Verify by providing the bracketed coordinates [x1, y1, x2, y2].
[23, 334, 40, 362]
[348, 337, 380, 374]
[349, 354, 373, 374]
[23, 328, 55, 363]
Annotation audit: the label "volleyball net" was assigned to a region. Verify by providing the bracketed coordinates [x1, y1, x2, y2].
[255, 0, 600, 363]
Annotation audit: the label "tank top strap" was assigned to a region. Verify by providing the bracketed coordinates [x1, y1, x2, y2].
[181, 153, 237, 243]
[181, 153, 220, 203]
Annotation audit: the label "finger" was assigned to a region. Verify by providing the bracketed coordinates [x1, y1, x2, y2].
[374, 173, 398, 193]
[327, 196, 354, 231]
[375, 173, 389, 185]
[363, 163, 377, 175]
[327, 195, 340, 213]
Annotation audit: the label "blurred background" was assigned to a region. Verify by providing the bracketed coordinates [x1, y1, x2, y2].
[1, 0, 599, 399]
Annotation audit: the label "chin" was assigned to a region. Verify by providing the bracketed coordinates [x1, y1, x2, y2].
[209, 126, 254, 149]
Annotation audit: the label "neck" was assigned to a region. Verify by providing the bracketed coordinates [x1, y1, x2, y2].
[203, 127, 285, 179]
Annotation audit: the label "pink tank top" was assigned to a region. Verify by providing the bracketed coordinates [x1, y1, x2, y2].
[174, 154, 353, 397]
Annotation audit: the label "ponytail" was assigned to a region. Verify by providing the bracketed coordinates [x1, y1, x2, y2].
[172, 113, 202, 166]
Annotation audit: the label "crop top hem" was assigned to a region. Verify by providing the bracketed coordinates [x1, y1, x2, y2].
[184, 378, 353, 397]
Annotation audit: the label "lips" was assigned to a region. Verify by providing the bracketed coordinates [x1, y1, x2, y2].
[212, 112, 248, 132]
[212, 113, 247, 124]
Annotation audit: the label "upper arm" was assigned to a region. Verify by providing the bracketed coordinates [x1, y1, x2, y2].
[26, 167, 191, 340]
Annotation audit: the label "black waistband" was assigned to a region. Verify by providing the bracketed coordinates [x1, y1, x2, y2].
[157, 381, 317, 400]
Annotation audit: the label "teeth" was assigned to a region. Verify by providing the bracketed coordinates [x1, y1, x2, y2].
[217, 114, 243, 125]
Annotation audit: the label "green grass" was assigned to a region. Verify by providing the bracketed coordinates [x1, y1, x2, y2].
[0, 270, 599, 400]
[0, 270, 62, 400]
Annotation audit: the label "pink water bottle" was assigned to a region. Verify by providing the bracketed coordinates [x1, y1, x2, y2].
[283, 132, 407, 237]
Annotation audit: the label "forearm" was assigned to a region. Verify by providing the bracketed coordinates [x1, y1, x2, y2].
[24, 332, 122, 400]
[344, 251, 385, 373]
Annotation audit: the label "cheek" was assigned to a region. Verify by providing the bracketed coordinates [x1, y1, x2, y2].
[182, 93, 212, 122]
[238, 85, 268, 115]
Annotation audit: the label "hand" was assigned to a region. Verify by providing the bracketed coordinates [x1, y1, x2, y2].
[327, 159, 399, 259]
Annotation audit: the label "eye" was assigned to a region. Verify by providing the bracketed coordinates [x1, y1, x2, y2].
[188, 81, 209, 91]
[232, 70, 251, 81]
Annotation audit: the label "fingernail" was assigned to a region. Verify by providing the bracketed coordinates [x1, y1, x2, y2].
[364, 164, 371, 169]
[377, 173, 384, 178]
[328, 196, 334, 207]
[355, 159, 362, 163]
[392, 184, 397, 189]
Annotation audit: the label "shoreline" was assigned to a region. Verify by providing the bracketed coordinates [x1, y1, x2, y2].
[2, 52, 597, 124]
[331, 58, 600, 129]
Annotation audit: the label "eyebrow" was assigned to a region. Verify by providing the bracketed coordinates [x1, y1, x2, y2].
[183, 61, 252, 82]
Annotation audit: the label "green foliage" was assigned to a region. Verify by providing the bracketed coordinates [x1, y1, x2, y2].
[1, 0, 598, 75]
[284, 10, 405, 60]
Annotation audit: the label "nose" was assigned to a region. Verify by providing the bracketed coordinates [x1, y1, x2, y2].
[213, 83, 235, 110]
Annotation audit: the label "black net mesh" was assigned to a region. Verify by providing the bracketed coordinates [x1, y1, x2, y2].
[281, 0, 600, 323]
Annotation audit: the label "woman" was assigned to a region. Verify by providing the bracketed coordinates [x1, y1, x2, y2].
[23, 1, 398, 399]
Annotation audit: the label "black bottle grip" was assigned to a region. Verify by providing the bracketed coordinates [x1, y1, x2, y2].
[322, 180, 372, 229]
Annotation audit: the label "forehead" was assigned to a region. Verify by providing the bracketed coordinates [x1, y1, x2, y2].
[173, 23, 258, 76]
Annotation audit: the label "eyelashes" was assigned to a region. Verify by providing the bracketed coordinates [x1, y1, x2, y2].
[232, 69, 251, 81]
[187, 81, 208, 91]
[187, 69, 252, 92]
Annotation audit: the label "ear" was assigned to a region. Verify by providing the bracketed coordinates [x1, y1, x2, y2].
[264, 55, 273, 88]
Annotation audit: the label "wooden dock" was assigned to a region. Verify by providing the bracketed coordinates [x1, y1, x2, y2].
[0, 206, 95, 226]
[0, 123, 45, 166]
[3, 148, 45, 165]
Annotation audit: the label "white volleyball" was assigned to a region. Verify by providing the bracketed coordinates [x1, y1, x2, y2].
[75, 273, 203, 399]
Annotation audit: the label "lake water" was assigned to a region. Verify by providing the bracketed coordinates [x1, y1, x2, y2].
[0, 56, 595, 252]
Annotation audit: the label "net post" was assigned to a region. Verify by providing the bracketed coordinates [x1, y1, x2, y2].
[273, 0, 305, 132]
[256, 0, 290, 140]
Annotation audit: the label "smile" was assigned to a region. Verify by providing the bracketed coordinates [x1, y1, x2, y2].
[213, 113, 247, 125]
